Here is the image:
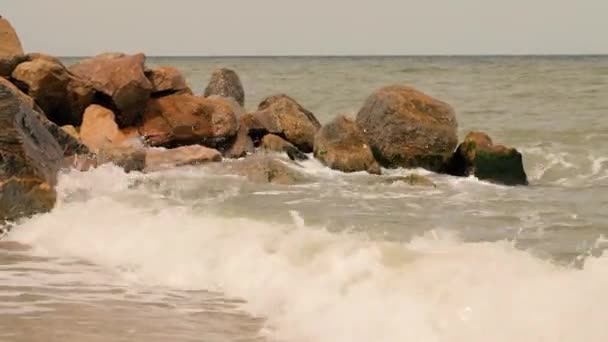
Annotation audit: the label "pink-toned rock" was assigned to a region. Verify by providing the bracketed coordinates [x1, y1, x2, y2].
[80, 104, 141, 152]
[145, 145, 221, 171]
[69, 53, 152, 126]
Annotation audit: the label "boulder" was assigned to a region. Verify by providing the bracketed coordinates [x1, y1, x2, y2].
[0, 77, 64, 221]
[138, 94, 237, 148]
[0, 54, 26, 77]
[314, 115, 380, 174]
[222, 155, 308, 185]
[11, 58, 75, 125]
[204, 68, 245, 107]
[145, 145, 221, 171]
[252, 94, 321, 153]
[80, 104, 140, 153]
[69, 53, 152, 126]
[223, 115, 255, 159]
[261, 134, 308, 161]
[0, 17, 24, 57]
[356, 85, 458, 171]
[61, 125, 80, 140]
[145, 66, 191, 96]
[444, 131, 528, 186]
[25, 53, 63, 64]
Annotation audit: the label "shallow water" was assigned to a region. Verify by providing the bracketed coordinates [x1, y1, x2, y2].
[2, 56, 608, 342]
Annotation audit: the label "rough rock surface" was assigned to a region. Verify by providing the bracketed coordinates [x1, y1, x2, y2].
[204, 68, 245, 107]
[223, 115, 255, 159]
[0, 17, 24, 57]
[0, 54, 26, 77]
[314, 115, 380, 174]
[145, 145, 222, 171]
[444, 131, 528, 186]
[253, 94, 321, 153]
[69, 53, 152, 127]
[145, 66, 191, 96]
[262, 134, 308, 161]
[139, 94, 237, 148]
[0, 77, 63, 221]
[356, 85, 458, 171]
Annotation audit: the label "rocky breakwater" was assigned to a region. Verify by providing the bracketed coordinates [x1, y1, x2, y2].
[0, 16, 530, 223]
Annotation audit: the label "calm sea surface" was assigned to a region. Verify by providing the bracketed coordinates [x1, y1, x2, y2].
[1, 56, 608, 342]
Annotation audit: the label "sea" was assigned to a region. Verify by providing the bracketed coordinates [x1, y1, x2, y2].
[1, 55, 607, 342]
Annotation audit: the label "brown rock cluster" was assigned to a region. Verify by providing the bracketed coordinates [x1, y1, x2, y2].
[0, 16, 529, 222]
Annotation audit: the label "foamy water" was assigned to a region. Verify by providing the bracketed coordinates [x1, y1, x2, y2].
[2, 55, 608, 341]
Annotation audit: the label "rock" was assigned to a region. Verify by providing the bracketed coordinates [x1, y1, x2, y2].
[0, 17, 24, 57]
[145, 66, 191, 96]
[207, 95, 246, 117]
[25, 53, 63, 64]
[80, 104, 141, 152]
[0, 54, 26, 77]
[61, 125, 79, 140]
[0, 76, 64, 221]
[69, 53, 152, 127]
[356, 85, 458, 171]
[138, 94, 237, 148]
[262, 134, 308, 161]
[444, 131, 528, 186]
[314, 115, 381, 174]
[253, 94, 321, 153]
[381, 174, 436, 187]
[96, 146, 146, 173]
[223, 115, 255, 159]
[204, 68, 245, 107]
[11, 58, 74, 125]
[222, 155, 308, 185]
[145, 145, 221, 171]
[65, 76, 95, 125]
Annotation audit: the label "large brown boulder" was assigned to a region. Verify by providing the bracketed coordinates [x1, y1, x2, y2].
[145, 145, 221, 171]
[356, 85, 458, 171]
[80, 104, 140, 153]
[11, 58, 75, 125]
[224, 115, 255, 159]
[0, 77, 64, 221]
[314, 115, 381, 174]
[444, 131, 528, 186]
[0, 17, 24, 57]
[145, 66, 191, 96]
[0, 54, 26, 78]
[204, 68, 245, 107]
[69, 53, 152, 127]
[252, 94, 321, 153]
[139, 94, 238, 148]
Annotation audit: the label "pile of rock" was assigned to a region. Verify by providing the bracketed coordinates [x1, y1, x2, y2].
[0, 17, 528, 222]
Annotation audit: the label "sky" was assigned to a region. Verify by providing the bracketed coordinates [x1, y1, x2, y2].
[3, 0, 608, 56]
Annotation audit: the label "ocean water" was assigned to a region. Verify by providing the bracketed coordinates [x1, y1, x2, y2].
[1, 56, 608, 342]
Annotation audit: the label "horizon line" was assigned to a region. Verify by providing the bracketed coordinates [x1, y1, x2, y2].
[57, 53, 608, 59]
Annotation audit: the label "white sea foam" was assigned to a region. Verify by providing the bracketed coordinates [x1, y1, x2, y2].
[5, 167, 608, 342]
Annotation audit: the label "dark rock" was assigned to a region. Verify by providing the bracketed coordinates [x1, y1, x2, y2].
[253, 94, 321, 153]
[223, 115, 255, 159]
[145, 66, 191, 97]
[0, 78, 64, 221]
[204, 68, 245, 107]
[69, 53, 152, 127]
[314, 115, 380, 174]
[262, 134, 308, 161]
[0, 54, 26, 78]
[356, 85, 458, 171]
[444, 131, 528, 186]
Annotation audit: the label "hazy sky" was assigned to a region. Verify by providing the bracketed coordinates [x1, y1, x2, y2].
[3, 0, 607, 56]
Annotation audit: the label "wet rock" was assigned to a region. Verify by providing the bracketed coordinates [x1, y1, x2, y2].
[61, 125, 80, 140]
[356, 85, 458, 171]
[69, 53, 152, 127]
[11, 58, 76, 125]
[96, 146, 146, 173]
[262, 134, 308, 161]
[145, 145, 222, 171]
[253, 94, 321, 153]
[138, 94, 237, 148]
[0, 76, 64, 221]
[444, 131, 528, 186]
[381, 174, 436, 187]
[0, 17, 24, 57]
[145, 66, 191, 97]
[222, 155, 308, 185]
[80, 104, 141, 153]
[314, 115, 380, 174]
[204, 68, 245, 107]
